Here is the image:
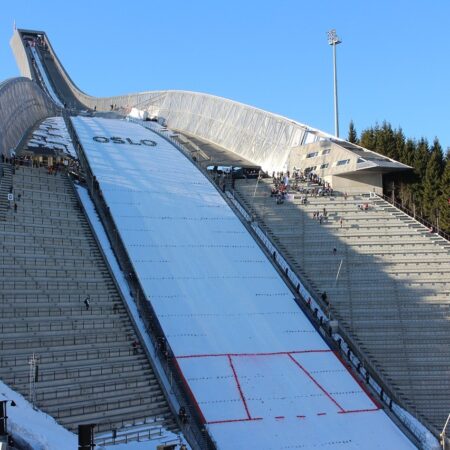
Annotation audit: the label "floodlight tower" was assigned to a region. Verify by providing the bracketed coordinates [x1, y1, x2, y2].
[327, 29, 342, 138]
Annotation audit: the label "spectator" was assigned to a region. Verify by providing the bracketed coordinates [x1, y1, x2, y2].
[321, 291, 329, 305]
[178, 406, 188, 424]
[84, 295, 91, 310]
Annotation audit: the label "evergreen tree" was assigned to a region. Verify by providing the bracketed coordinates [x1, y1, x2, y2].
[356, 121, 450, 229]
[394, 128, 406, 163]
[413, 138, 430, 180]
[438, 156, 450, 232]
[359, 125, 378, 150]
[422, 144, 444, 220]
[402, 139, 416, 167]
[376, 121, 397, 160]
[429, 137, 445, 176]
[398, 139, 418, 209]
[348, 120, 358, 144]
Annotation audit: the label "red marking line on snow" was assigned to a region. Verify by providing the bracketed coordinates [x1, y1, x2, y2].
[338, 408, 379, 415]
[332, 350, 382, 410]
[208, 417, 263, 425]
[176, 349, 332, 359]
[175, 349, 381, 425]
[227, 354, 252, 420]
[287, 353, 345, 413]
[173, 356, 207, 424]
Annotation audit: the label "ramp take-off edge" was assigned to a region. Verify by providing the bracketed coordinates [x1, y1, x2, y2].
[71, 116, 415, 450]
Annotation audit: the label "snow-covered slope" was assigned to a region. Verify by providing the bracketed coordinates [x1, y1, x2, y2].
[71, 117, 416, 450]
[0, 379, 77, 449]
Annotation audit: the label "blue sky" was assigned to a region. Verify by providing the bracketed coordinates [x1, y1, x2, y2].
[1, 0, 449, 150]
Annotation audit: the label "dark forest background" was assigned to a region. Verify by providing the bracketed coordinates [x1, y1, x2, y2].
[347, 121, 450, 234]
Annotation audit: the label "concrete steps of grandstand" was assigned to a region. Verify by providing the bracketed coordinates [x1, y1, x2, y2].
[0, 163, 13, 221]
[0, 164, 177, 437]
[6, 363, 156, 390]
[234, 176, 450, 432]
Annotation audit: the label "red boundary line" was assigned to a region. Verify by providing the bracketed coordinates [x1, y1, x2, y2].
[176, 349, 331, 359]
[338, 408, 379, 414]
[208, 417, 263, 425]
[173, 357, 207, 424]
[332, 350, 382, 410]
[287, 353, 345, 413]
[227, 354, 252, 420]
[175, 350, 380, 425]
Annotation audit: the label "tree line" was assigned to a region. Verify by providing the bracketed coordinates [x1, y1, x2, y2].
[347, 120, 450, 234]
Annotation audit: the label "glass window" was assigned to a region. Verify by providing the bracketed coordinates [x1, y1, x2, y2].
[306, 152, 318, 158]
[320, 163, 329, 169]
[336, 159, 350, 166]
[321, 149, 331, 155]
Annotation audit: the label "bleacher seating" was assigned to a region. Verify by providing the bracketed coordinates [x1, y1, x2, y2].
[0, 163, 177, 439]
[234, 176, 450, 431]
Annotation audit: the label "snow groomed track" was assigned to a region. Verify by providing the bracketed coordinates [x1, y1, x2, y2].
[71, 117, 415, 450]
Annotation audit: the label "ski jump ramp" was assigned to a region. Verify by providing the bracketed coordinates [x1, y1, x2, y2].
[71, 116, 415, 449]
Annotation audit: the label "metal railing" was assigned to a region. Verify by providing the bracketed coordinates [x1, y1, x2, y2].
[376, 192, 450, 242]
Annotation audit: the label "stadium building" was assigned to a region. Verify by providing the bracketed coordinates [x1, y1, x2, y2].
[0, 28, 448, 449]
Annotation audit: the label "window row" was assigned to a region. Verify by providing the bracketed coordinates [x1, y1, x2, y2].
[306, 148, 331, 158]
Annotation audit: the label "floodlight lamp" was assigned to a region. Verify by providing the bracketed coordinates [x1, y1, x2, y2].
[327, 29, 342, 45]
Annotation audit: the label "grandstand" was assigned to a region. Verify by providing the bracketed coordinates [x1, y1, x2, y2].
[0, 26, 447, 449]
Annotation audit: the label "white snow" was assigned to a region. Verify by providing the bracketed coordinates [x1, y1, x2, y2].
[0, 379, 77, 450]
[71, 116, 417, 450]
[29, 46, 64, 108]
[128, 108, 149, 121]
[76, 184, 188, 450]
[1, 374, 182, 450]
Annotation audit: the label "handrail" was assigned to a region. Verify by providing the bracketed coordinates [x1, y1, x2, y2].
[376, 192, 450, 242]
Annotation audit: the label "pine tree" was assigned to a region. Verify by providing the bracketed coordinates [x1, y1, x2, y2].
[359, 125, 378, 150]
[438, 156, 450, 233]
[429, 137, 445, 175]
[398, 139, 417, 209]
[394, 128, 406, 163]
[409, 138, 429, 216]
[422, 143, 444, 220]
[402, 139, 416, 167]
[348, 120, 358, 144]
[376, 121, 397, 160]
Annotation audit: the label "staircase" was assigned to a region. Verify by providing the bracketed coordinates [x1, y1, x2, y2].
[0, 164, 178, 439]
[0, 163, 13, 221]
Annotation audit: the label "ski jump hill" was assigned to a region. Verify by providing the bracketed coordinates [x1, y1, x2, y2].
[0, 27, 446, 449]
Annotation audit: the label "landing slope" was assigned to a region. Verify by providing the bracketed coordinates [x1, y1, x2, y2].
[71, 116, 415, 450]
